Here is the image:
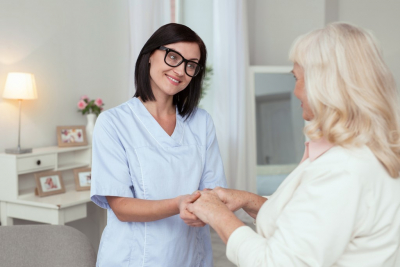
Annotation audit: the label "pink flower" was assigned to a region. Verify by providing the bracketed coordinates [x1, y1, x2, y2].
[80, 95, 89, 101]
[95, 98, 103, 107]
[77, 100, 87, 110]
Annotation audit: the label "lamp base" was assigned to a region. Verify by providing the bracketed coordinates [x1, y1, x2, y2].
[5, 147, 32, 154]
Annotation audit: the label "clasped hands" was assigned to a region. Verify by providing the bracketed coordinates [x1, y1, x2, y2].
[178, 187, 244, 227]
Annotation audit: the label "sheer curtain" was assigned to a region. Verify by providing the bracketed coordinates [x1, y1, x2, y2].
[212, 0, 257, 221]
[128, 0, 171, 97]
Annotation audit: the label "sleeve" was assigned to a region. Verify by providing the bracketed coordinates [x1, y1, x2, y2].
[226, 168, 362, 267]
[198, 113, 228, 190]
[90, 112, 134, 209]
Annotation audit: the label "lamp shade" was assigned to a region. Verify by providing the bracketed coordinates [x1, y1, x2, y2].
[3, 72, 38, 100]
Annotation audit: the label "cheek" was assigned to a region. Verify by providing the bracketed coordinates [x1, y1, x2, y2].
[149, 64, 163, 82]
[295, 82, 306, 99]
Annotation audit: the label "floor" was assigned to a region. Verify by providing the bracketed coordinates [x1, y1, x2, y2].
[210, 223, 256, 267]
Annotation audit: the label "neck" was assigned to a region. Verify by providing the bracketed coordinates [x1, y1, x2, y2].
[139, 95, 175, 118]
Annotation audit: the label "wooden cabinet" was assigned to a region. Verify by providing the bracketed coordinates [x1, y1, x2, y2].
[0, 146, 93, 225]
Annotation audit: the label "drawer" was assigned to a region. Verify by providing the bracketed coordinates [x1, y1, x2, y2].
[17, 154, 56, 173]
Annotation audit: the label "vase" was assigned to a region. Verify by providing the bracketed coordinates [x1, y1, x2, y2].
[86, 114, 96, 144]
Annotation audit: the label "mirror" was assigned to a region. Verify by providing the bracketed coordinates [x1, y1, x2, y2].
[251, 66, 305, 195]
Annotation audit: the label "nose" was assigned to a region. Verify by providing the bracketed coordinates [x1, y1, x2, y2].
[173, 63, 185, 76]
[293, 85, 300, 99]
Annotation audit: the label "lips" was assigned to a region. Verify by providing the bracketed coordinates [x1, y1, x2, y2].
[166, 74, 181, 85]
[166, 75, 181, 86]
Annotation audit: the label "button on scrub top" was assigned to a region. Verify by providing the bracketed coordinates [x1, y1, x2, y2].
[91, 97, 227, 267]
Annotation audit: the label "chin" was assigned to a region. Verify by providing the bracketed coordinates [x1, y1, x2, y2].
[161, 88, 182, 97]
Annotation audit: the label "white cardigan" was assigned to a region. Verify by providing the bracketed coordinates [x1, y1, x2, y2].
[227, 146, 400, 267]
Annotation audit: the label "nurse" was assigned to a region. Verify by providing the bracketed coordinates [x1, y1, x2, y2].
[90, 23, 227, 266]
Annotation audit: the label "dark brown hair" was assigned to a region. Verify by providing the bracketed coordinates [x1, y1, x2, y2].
[134, 23, 207, 119]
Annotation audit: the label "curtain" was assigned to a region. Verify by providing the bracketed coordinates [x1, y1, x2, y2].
[212, 0, 257, 222]
[128, 0, 171, 98]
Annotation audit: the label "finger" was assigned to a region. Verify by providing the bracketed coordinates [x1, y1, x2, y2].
[187, 222, 206, 227]
[189, 192, 202, 203]
[202, 188, 212, 191]
[187, 203, 195, 213]
[180, 209, 198, 220]
[188, 191, 201, 202]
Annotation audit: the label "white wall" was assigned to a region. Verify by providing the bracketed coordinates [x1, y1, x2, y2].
[0, 0, 130, 252]
[246, 0, 400, 88]
[338, 0, 400, 89]
[0, 0, 130, 153]
[247, 0, 326, 66]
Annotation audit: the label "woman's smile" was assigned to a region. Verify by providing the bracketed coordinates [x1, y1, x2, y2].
[166, 74, 181, 85]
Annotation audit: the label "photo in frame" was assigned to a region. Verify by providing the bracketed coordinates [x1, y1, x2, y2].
[73, 167, 91, 191]
[35, 171, 66, 197]
[56, 125, 88, 147]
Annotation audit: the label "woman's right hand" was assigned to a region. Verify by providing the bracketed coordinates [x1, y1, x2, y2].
[212, 187, 248, 212]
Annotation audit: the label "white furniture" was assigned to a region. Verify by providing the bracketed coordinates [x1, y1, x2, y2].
[0, 146, 92, 225]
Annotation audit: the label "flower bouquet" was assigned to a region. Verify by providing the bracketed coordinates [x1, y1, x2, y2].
[77, 95, 104, 116]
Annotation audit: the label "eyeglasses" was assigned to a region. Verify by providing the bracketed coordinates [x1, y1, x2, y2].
[158, 46, 203, 77]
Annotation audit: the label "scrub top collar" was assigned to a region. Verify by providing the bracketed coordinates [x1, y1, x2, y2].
[128, 97, 185, 148]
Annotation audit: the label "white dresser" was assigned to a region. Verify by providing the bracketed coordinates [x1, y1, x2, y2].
[0, 146, 95, 225]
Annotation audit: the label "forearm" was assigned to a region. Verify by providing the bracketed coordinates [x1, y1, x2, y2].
[242, 193, 268, 219]
[210, 211, 245, 244]
[106, 196, 180, 222]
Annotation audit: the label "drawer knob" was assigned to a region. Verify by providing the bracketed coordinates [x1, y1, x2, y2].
[36, 160, 41, 166]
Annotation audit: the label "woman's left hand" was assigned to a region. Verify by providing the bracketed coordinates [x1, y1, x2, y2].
[188, 190, 246, 244]
[187, 190, 232, 226]
[178, 192, 206, 227]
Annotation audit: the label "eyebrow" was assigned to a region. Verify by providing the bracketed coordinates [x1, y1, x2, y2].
[165, 46, 199, 61]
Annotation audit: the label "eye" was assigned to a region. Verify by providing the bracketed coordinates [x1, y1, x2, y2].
[187, 63, 196, 70]
[168, 51, 180, 62]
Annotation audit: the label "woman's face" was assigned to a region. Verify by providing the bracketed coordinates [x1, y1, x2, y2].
[292, 63, 314, 121]
[149, 42, 200, 98]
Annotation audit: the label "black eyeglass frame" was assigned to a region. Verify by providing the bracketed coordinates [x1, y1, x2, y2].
[158, 46, 203, 77]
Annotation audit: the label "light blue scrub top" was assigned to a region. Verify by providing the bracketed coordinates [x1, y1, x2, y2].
[91, 97, 227, 267]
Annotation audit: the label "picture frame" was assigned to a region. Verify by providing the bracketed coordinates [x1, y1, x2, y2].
[35, 171, 66, 197]
[57, 125, 88, 147]
[73, 167, 91, 191]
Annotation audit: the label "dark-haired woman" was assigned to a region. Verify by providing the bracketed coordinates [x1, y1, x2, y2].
[90, 23, 227, 266]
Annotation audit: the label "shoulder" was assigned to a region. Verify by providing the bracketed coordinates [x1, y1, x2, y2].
[317, 145, 385, 174]
[184, 108, 214, 128]
[96, 99, 137, 126]
[102, 99, 135, 118]
[185, 107, 210, 123]
[302, 145, 390, 187]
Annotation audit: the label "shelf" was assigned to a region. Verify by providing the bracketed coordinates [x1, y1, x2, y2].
[18, 166, 54, 175]
[57, 162, 90, 171]
[0, 145, 91, 158]
[15, 185, 91, 209]
[257, 164, 297, 175]
[0, 144, 93, 226]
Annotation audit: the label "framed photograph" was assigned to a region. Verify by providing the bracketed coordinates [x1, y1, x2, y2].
[73, 167, 91, 191]
[35, 171, 66, 197]
[57, 125, 88, 147]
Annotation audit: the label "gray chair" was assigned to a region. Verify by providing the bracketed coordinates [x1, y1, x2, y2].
[0, 225, 96, 267]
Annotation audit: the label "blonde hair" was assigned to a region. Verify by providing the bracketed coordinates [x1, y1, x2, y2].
[289, 22, 400, 178]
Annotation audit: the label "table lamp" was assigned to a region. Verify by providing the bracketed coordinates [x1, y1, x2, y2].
[3, 72, 38, 154]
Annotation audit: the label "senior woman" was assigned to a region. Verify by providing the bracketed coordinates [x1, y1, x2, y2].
[187, 23, 400, 266]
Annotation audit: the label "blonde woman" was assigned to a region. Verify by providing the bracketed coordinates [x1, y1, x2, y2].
[187, 23, 400, 266]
